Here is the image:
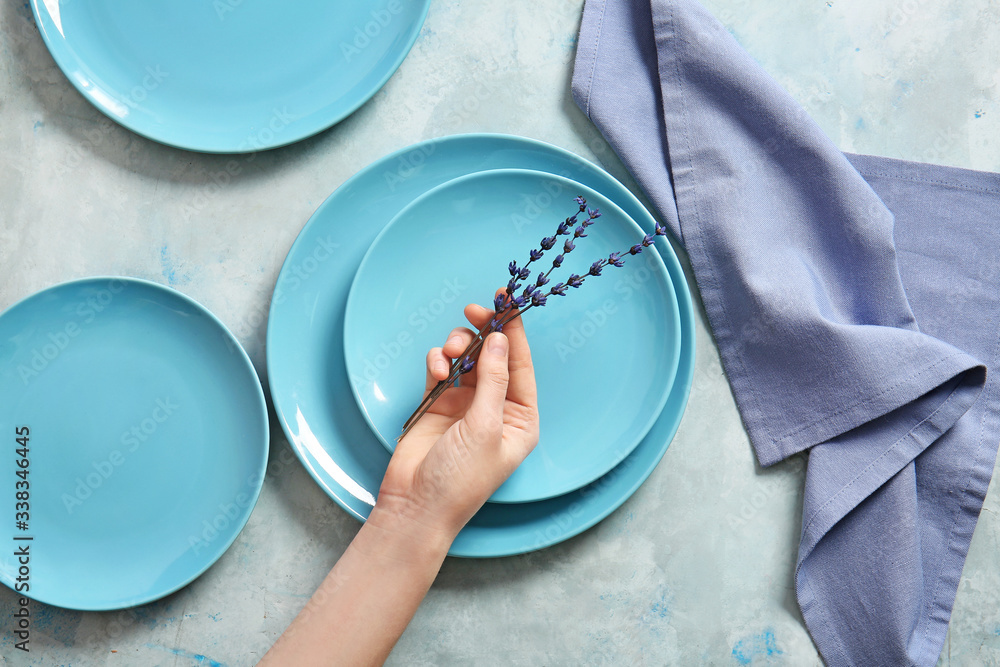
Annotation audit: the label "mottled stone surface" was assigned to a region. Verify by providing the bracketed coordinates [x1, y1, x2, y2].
[0, 0, 997, 664]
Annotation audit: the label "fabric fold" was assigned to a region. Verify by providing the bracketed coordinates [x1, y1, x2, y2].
[573, 0, 999, 664]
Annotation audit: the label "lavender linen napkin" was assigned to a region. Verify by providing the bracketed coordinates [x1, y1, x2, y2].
[573, 0, 1000, 663]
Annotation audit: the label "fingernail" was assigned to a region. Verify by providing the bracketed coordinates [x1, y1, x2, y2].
[434, 359, 448, 375]
[447, 334, 462, 347]
[489, 333, 508, 355]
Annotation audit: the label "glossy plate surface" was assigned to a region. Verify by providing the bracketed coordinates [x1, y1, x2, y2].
[30, 1, 431, 152]
[344, 169, 680, 503]
[0, 278, 269, 609]
[267, 133, 695, 557]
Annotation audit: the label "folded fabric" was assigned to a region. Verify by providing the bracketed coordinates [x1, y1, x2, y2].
[573, 0, 1000, 664]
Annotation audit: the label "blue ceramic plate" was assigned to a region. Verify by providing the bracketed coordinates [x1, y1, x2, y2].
[267, 134, 695, 557]
[344, 169, 681, 503]
[30, 1, 431, 153]
[0, 278, 268, 610]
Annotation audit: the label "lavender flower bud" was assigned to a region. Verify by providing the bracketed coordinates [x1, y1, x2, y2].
[589, 261, 604, 277]
[629, 244, 643, 255]
[494, 293, 508, 312]
[535, 272, 549, 287]
[567, 274, 584, 288]
[529, 248, 544, 262]
[459, 357, 476, 374]
[574, 225, 588, 239]
[518, 266, 531, 280]
[574, 196, 587, 209]
[507, 278, 520, 293]
[655, 223, 668, 236]
[608, 252, 625, 267]
[549, 282, 568, 296]
[512, 294, 527, 308]
[642, 233, 655, 246]
[552, 254, 564, 268]
[563, 238, 575, 253]
[508, 260, 519, 277]
[587, 208, 601, 219]
[557, 218, 572, 235]
[531, 291, 548, 307]
[540, 235, 556, 250]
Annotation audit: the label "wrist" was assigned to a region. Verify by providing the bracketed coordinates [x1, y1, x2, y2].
[362, 494, 457, 565]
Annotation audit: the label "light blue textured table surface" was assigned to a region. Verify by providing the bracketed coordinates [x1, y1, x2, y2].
[1, 1, 998, 664]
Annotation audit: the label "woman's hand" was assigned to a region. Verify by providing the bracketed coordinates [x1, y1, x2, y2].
[260, 298, 538, 667]
[372, 298, 539, 543]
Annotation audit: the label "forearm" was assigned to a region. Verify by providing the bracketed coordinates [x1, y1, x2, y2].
[260, 505, 454, 666]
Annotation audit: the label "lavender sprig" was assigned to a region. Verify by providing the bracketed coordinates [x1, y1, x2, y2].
[399, 197, 668, 440]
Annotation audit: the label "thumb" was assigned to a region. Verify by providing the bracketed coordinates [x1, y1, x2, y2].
[463, 333, 510, 441]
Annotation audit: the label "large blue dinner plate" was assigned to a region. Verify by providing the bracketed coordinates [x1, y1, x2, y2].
[344, 169, 681, 503]
[267, 134, 695, 557]
[0, 278, 268, 610]
[30, 0, 431, 153]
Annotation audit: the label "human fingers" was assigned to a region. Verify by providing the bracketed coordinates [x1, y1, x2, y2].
[465, 300, 536, 407]
[458, 306, 495, 390]
[440, 326, 479, 388]
[442, 326, 477, 359]
[459, 332, 509, 446]
[425, 347, 450, 392]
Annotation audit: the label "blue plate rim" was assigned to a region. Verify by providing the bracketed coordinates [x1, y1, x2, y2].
[342, 166, 682, 503]
[0, 275, 270, 610]
[28, 1, 432, 154]
[265, 132, 696, 557]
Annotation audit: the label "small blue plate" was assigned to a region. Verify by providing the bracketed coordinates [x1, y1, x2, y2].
[267, 134, 695, 557]
[344, 169, 681, 503]
[30, 1, 431, 153]
[0, 278, 268, 610]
